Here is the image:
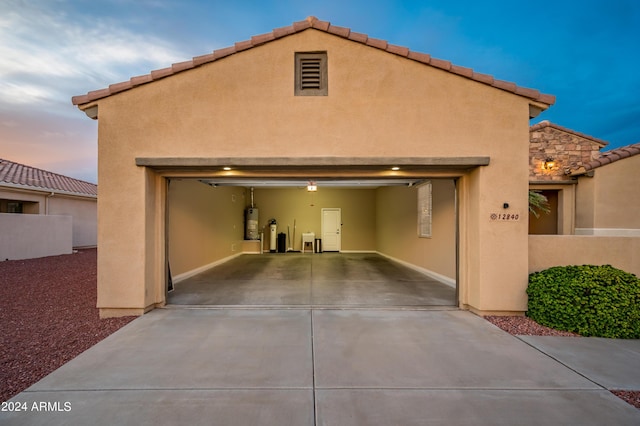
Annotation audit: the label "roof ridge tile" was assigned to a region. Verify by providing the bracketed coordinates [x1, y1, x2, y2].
[171, 60, 195, 73]
[386, 44, 410, 57]
[327, 24, 350, 38]
[429, 57, 452, 71]
[365, 37, 388, 50]
[311, 18, 330, 31]
[234, 40, 253, 52]
[251, 32, 275, 45]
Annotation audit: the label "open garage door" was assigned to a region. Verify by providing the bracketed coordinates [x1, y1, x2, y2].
[164, 175, 459, 308]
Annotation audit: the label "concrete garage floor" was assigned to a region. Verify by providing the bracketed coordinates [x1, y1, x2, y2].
[168, 252, 457, 307]
[3, 254, 640, 425]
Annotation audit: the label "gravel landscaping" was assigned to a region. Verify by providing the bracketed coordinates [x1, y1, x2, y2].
[1, 250, 638, 409]
[484, 315, 580, 337]
[0, 249, 135, 402]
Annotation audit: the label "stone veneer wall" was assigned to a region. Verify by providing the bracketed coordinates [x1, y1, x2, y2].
[529, 122, 606, 182]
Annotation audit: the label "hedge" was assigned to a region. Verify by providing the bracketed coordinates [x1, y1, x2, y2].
[526, 265, 640, 338]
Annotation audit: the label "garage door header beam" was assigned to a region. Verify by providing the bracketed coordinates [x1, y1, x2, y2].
[136, 156, 490, 169]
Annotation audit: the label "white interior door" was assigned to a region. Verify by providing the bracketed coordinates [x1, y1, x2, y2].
[321, 208, 341, 252]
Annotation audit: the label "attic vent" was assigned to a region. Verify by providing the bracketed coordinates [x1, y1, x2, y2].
[295, 52, 328, 96]
[301, 59, 321, 89]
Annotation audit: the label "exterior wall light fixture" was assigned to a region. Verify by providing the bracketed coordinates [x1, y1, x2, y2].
[307, 182, 317, 192]
[542, 158, 555, 170]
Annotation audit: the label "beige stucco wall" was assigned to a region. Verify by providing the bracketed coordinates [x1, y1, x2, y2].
[0, 213, 72, 260]
[575, 155, 640, 235]
[376, 180, 456, 282]
[48, 196, 97, 247]
[168, 180, 245, 277]
[252, 187, 377, 252]
[529, 235, 640, 277]
[88, 28, 540, 316]
[0, 186, 96, 249]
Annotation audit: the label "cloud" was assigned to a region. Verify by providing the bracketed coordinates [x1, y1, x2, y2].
[0, 0, 184, 108]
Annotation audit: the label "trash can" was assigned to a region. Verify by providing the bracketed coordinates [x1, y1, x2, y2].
[277, 232, 287, 253]
[315, 238, 322, 253]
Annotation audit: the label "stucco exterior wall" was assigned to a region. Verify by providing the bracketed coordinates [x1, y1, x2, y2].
[529, 235, 640, 277]
[89, 29, 539, 316]
[0, 187, 96, 249]
[47, 196, 97, 247]
[0, 213, 72, 260]
[575, 155, 640, 235]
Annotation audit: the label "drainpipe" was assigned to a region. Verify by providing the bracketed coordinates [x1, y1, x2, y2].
[45, 192, 55, 215]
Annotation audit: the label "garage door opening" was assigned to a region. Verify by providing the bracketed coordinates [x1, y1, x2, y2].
[165, 177, 458, 308]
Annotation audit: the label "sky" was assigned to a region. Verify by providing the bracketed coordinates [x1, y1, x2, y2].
[1, 0, 639, 184]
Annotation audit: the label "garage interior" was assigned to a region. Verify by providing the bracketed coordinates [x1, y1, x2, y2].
[164, 166, 459, 308]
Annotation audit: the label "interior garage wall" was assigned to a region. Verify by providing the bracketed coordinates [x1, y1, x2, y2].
[375, 179, 456, 281]
[252, 187, 376, 251]
[168, 179, 245, 276]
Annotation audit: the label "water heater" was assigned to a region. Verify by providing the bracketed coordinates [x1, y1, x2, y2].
[245, 208, 259, 240]
[269, 223, 277, 252]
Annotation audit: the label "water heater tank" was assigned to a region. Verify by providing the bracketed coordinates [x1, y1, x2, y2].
[245, 208, 259, 240]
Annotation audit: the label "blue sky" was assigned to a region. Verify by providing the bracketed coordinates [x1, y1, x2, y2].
[1, 0, 639, 183]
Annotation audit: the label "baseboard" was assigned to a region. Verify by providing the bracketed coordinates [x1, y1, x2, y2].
[172, 253, 243, 284]
[376, 252, 456, 288]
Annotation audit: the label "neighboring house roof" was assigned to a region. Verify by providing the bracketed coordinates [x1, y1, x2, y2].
[72, 16, 555, 107]
[570, 142, 640, 176]
[0, 158, 97, 197]
[530, 121, 608, 148]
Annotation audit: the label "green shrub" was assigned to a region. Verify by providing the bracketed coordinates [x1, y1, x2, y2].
[526, 265, 640, 338]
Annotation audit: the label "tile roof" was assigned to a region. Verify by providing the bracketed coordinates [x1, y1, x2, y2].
[0, 158, 97, 197]
[72, 16, 555, 107]
[530, 120, 608, 147]
[570, 142, 640, 175]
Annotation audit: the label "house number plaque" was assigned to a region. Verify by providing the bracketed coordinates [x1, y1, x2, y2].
[490, 212, 521, 221]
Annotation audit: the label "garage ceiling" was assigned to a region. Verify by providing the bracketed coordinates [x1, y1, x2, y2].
[198, 178, 422, 188]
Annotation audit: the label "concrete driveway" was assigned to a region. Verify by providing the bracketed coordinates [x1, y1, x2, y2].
[2, 308, 639, 425]
[3, 254, 639, 424]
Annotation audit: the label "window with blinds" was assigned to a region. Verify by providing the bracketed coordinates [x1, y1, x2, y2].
[417, 181, 432, 238]
[295, 52, 327, 96]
